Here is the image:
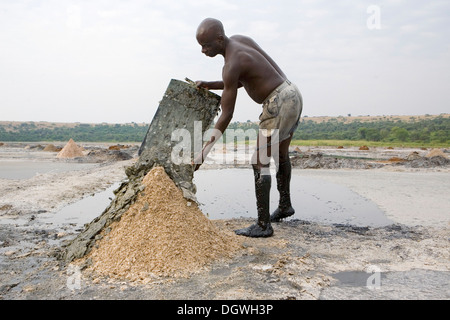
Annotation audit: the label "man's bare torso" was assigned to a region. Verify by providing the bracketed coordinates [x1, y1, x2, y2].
[224, 35, 286, 104]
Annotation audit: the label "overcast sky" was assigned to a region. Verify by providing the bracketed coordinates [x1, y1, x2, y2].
[1, 0, 449, 124]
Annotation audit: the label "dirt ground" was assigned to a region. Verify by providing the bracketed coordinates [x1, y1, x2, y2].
[0, 143, 449, 300]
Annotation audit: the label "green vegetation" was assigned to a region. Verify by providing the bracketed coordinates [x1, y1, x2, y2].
[290, 140, 447, 148]
[0, 115, 448, 147]
[293, 115, 449, 147]
[0, 122, 148, 142]
[228, 115, 449, 147]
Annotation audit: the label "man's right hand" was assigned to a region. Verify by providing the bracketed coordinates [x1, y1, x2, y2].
[195, 80, 209, 90]
[195, 80, 225, 90]
[192, 152, 204, 171]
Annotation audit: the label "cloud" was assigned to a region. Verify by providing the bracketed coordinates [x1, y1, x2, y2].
[0, 0, 449, 123]
[246, 21, 280, 41]
[97, 9, 121, 19]
[66, 4, 81, 30]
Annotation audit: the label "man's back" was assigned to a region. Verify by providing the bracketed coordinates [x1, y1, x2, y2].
[225, 35, 286, 104]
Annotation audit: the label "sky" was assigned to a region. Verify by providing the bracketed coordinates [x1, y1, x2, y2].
[1, 0, 449, 124]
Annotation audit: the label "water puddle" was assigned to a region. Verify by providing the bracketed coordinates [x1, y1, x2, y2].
[33, 168, 391, 229]
[38, 183, 120, 227]
[194, 168, 392, 227]
[331, 270, 387, 287]
[0, 217, 29, 226]
[0, 160, 97, 180]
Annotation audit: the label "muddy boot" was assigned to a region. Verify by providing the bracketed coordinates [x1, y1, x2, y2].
[270, 160, 295, 222]
[235, 167, 274, 238]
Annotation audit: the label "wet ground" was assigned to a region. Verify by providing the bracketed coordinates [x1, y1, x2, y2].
[1, 218, 448, 300]
[0, 143, 449, 300]
[0, 160, 97, 180]
[195, 169, 392, 227]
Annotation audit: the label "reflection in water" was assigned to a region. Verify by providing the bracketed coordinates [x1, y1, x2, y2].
[38, 183, 120, 226]
[37, 169, 391, 229]
[194, 169, 392, 227]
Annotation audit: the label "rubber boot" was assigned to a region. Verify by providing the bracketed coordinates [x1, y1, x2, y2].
[235, 166, 274, 237]
[270, 159, 295, 222]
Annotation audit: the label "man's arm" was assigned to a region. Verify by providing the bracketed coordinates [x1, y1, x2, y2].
[195, 80, 243, 90]
[194, 63, 240, 170]
[196, 80, 224, 90]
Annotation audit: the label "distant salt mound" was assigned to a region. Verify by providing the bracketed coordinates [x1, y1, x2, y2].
[57, 139, 84, 158]
[425, 148, 447, 159]
[407, 151, 422, 161]
[43, 144, 60, 152]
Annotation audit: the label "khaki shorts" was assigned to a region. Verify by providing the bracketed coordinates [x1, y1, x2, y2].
[259, 80, 302, 143]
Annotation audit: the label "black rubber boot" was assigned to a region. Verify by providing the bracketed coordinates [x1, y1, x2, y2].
[235, 166, 274, 238]
[270, 159, 295, 222]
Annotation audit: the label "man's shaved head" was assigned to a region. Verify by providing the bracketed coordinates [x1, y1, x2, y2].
[196, 18, 225, 39]
[196, 18, 227, 57]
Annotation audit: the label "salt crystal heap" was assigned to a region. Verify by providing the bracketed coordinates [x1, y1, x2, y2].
[84, 166, 241, 280]
[57, 139, 84, 159]
[425, 148, 448, 159]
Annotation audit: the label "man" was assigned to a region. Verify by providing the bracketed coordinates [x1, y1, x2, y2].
[194, 18, 302, 237]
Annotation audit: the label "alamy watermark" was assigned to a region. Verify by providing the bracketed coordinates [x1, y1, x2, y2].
[66, 264, 82, 291]
[366, 265, 382, 290]
[367, 5, 381, 30]
[335, 265, 382, 290]
[170, 121, 279, 174]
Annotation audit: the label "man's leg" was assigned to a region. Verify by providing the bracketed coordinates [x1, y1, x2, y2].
[234, 132, 273, 237]
[270, 132, 295, 222]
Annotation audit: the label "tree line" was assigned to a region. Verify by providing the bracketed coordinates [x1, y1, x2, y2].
[0, 122, 148, 142]
[0, 116, 448, 144]
[293, 115, 449, 144]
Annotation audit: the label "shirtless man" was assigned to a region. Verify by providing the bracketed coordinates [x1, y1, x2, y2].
[194, 18, 302, 237]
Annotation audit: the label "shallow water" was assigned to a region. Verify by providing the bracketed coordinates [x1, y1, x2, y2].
[25, 168, 391, 229]
[38, 183, 120, 227]
[0, 160, 96, 179]
[194, 168, 392, 227]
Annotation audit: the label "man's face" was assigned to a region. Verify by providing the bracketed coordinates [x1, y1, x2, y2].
[196, 32, 222, 57]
